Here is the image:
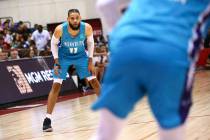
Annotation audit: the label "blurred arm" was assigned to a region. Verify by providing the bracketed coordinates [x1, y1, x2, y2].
[96, 0, 130, 32]
[51, 25, 62, 64]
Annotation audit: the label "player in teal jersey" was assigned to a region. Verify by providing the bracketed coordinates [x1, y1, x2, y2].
[91, 0, 210, 140]
[42, 9, 100, 132]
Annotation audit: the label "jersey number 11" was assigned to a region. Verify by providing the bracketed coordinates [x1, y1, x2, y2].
[69, 48, 78, 54]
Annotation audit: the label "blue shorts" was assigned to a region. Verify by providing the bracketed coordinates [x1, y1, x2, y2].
[53, 57, 90, 80]
[92, 38, 193, 129]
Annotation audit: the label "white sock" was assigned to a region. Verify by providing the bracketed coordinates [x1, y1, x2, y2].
[46, 113, 52, 119]
[92, 109, 125, 140]
[159, 124, 185, 140]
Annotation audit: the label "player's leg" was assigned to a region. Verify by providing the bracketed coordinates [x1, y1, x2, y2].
[43, 79, 62, 132]
[90, 109, 124, 140]
[159, 125, 185, 140]
[91, 43, 145, 139]
[43, 62, 70, 132]
[46, 79, 63, 115]
[68, 65, 89, 93]
[147, 63, 193, 140]
[75, 57, 101, 96]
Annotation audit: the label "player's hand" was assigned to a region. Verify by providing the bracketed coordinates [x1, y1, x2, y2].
[54, 64, 61, 76]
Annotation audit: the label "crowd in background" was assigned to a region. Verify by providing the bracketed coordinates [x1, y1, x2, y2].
[0, 19, 44, 61]
[0, 18, 109, 82]
[0, 18, 109, 62]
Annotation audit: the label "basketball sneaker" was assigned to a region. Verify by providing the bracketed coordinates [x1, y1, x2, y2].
[43, 117, 53, 132]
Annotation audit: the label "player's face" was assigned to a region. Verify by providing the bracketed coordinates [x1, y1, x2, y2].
[68, 12, 81, 30]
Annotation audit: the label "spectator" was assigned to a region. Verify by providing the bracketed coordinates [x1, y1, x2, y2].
[95, 35, 107, 47]
[9, 48, 20, 60]
[0, 34, 10, 51]
[93, 46, 108, 82]
[2, 19, 11, 30]
[11, 33, 20, 48]
[29, 49, 35, 58]
[4, 29, 13, 44]
[31, 25, 51, 56]
[0, 51, 8, 61]
[12, 21, 24, 33]
[31, 24, 39, 33]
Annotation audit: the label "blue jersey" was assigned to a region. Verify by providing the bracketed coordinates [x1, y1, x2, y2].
[92, 0, 210, 129]
[59, 21, 87, 59]
[111, 0, 210, 58]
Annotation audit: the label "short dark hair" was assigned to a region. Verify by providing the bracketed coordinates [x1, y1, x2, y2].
[68, 9, 80, 16]
[38, 25, 43, 29]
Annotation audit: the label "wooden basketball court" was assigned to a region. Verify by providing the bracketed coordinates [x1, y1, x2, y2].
[0, 70, 210, 140]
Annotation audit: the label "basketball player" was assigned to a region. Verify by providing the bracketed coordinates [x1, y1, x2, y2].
[42, 9, 100, 132]
[91, 0, 210, 140]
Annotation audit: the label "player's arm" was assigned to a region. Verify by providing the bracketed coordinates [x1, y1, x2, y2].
[51, 25, 62, 76]
[85, 23, 95, 75]
[51, 25, 62, 65]
[96, 0, 130, 32]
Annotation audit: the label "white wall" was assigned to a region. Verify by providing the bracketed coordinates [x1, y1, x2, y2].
[0, 0, 100, 27]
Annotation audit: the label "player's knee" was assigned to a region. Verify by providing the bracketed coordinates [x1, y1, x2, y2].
[51, 80, 62, 94]
[53, 78, 63, 84]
